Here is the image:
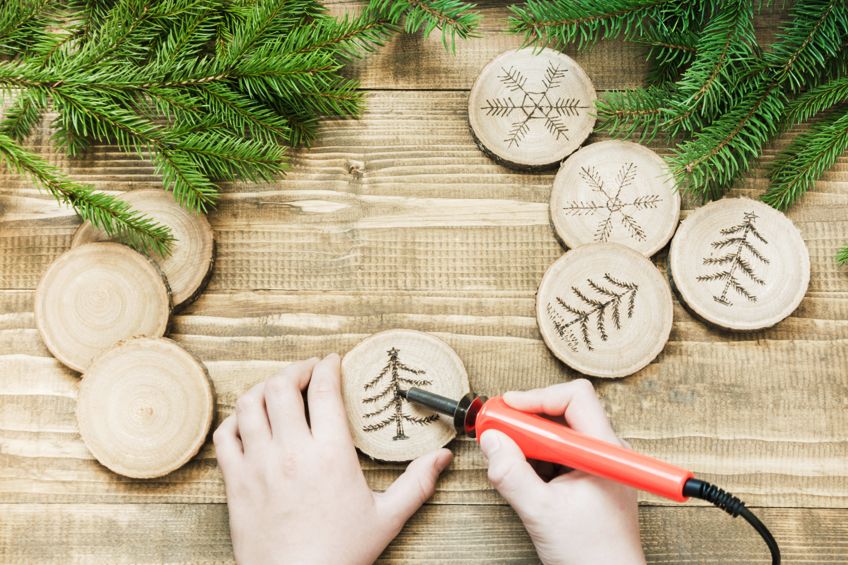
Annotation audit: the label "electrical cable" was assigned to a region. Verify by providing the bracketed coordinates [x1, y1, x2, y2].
[683, 478, 780, 565]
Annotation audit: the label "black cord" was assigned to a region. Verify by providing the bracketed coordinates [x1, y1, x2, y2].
[683, 478, 780, 565]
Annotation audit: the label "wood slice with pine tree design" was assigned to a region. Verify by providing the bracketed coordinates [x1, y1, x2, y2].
[341, 330, 470, 462]
[34, 242, 171, 373]
[536, 243, 673, 378]
[550, 140, 680, 256]
[72, 190, 215, 309]
[669, 198, 810, 331]
[468, 48, 597, 170]
[76, 337, 214, 479]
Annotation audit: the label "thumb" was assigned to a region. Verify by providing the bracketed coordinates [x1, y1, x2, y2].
[376, 448, 452, 528]
[480, 430, 545, 513]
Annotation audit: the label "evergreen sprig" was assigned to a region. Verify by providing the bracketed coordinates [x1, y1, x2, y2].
[367, 0, 480, 52]
[0, 0, 479, 255]
[512, 0, 848, 263]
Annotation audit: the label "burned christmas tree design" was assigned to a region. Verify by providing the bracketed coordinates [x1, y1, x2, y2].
[697, 211, 770, 306]
[562, 163, 662, 242]
[546, 274, 639, 352]
[481, 61, 588, 148]
[361, 348, 439, 441]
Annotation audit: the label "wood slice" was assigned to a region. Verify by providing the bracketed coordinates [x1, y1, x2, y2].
[468, 47, 597, 170]
[536, 243, 673, 378]
[669, 197, 810, 331]
[76, 337, 214, 478]
[550, 140, 680, 256]
[341, 330, 470, 462]
[72, 189, 215, 309]
[35, 242, 171, 373]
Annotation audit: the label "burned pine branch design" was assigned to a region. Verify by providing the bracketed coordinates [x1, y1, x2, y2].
[361, 347, 439, 441]
[697, 211, 770, 306]
[562, 162, 661, 243]
[546, 274, 639, 352]
[480, 61, 587, 148]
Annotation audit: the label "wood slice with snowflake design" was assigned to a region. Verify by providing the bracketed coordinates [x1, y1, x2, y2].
[341, 329, 470, 462]
[550, 141, 680, 256]
[669, 198, 810, 331]
[536, 243, 673, 378]
[468, 48, 597, 170]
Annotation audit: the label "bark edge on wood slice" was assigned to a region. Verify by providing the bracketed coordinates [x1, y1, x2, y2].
[550, 140, 680, 256]
[35, 242, 171, 373]
[76, 337, 215, 479]
[72, 189, 215, 309]
[536, 243, 673, 378]
[669, 197, 810, 331]
[468, 47, 597, 171]
[341, 329, 470, 462]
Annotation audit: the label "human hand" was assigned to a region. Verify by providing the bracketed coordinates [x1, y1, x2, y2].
[213, 354, 453, 565]
[479, 379, 645, 565]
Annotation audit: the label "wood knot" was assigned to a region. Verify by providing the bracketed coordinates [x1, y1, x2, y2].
[346, 159, 365, 179]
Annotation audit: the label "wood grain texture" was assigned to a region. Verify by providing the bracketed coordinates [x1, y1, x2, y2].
[0, 504, 845, 564]
[1, 1, 846, 562]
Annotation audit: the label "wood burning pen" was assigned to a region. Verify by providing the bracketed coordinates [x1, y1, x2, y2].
[399, 387, 781, 565]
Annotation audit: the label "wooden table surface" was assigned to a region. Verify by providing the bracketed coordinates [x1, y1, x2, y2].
[2, 3, 847, 563]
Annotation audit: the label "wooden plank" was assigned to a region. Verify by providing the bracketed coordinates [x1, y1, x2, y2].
[0, 503, 845, 564]
[2, 299, 846, 506]
[2, 93, 847, 293]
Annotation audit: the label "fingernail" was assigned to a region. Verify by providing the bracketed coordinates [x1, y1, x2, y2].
[435, 449, 453, 472]
[479, 431, 500, 458]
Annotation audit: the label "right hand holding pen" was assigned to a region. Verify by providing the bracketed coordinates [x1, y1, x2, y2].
[479, 379, 646, 565]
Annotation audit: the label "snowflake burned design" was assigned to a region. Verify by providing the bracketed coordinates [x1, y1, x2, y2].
[481, 61, 588, 148]
[561, 162, 662, 242]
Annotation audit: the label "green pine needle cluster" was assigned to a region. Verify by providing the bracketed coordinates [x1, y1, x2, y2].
[510, 0, 848, 264]
[0, 0, 481, 255]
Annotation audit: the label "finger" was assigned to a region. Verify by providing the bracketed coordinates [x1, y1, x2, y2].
[307, 353, 350, 442]
[234, 381, 271, 452]
[264, 358, 320, 443]
[375, 448, 452, 530]
[212, 414, 242, 474]
[479, 430, 546, 516]
[502, 379, 619, 443]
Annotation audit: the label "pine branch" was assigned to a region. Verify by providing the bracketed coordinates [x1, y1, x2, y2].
[837, 245, 848, 265]
[0, 132, 173, 255]
[595, 86, 673, 142]
[763, 108, 848, 210]
[783, 75, 848, 126]
[634, 27, 700, 84]
[366, 0, 480, 52]
[662, 0, 758, 137]
[508, 0, 691, 49]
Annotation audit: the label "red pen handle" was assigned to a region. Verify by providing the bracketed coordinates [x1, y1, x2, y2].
[475, 397, 693, 502]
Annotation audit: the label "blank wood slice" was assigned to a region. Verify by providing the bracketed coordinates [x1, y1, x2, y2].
[341, 330, 471, 462]
[76, 337, 214, 478]
[35, 242, 171, 373]
[669, 198, 810, 331]
[72, 189, 214, 309]
[550, 140, 680, 256]
[468, 47, 597, 170]
[536, 243, 673, 378]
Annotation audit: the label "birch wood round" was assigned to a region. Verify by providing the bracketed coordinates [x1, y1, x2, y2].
[536, 243, 673, 378]
[72, 189, 214, 309]
[341, 329, 471, 462]
[669, 197, 810, 331]
[550, 140, 680, 256]
[76, 337, 214, 479]
[468, 47, 597, 170]
[35, 242, 171, 373]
